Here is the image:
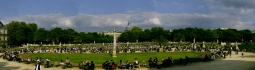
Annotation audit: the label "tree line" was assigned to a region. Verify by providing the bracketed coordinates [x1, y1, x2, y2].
[7, 21, 113, 46]
[5, 21, 255, 46]
[118, 27, 255, 43]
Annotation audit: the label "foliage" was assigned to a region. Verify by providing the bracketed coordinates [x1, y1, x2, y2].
[118, 27, 171, 47]
[171, 28, 252, 42]
[118, 26, 142, 42]
[119, 27, 254, 47]
[239, 43, 255, 50]
[7, 21, 37, 46]
[1, 44, 6, 48]
[6, 21, 113, 46]
[150, 27, 170, 47]
[6, 21, 255, 47]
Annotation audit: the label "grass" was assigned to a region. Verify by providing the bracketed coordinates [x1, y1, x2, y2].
[19, 52, 202, 65]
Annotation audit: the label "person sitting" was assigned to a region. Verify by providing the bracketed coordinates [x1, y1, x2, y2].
[102, 59, 110, 69]
[133, 58, 140, 68]
[78, 61, 84, 69]
[111, 60, 116, 69]
[27, 58, 31, 64]
[179, 58, 183, 65]
[203, 54, 208, 62]
[211, 53, 215, 60]
[60, 60, 65, 65]
[45, 58, 51, 68]
[167, 57, 173, 66]
[118, 60, 125, 69]
[90, 61, 95, 70]
[148, 58, 153, 68]
[153, 57, 158, 68]
[125, 60, 131, 69]
[56, 60, 65, 67]
[162, 58, 167, 67]
[84, 60, 90, 70]
[65, 57, 72, 68]
[184, 56, 189, 65]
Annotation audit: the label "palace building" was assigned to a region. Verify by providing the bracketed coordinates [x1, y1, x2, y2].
[0, 20, 7, 45]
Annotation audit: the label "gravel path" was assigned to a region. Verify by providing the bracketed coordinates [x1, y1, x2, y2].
[157, 52, 255, 70]
[0, 52, 255, 70]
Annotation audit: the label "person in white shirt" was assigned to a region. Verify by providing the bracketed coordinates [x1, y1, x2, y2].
[59, 60, 65, 66]
[34, 61, 42, 70]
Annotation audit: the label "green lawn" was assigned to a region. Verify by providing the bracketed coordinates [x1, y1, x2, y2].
[19, 52, 202, 65]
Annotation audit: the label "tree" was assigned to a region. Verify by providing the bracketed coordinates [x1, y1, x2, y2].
[173, 32, 185, 42]
[62, 28, 77, 43]
[7, 21, 29, 46]
[34, 28, 48, 44]
[252, 33, 255, 43]
[84, 32, 95, 43]
[27, 23, 38, 43]
[239, 30, 252, 42]
[139, 29, 151, 42]
[118, 27, 143, 42]
[118, 31, 130, 42]
[150, 27, 169, 47]
[49, 27, 64, 43]
[73, 32, 83, 44]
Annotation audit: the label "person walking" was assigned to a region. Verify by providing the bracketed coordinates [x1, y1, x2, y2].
[242, 51, 244, 58]
[34, 61, 42, 70]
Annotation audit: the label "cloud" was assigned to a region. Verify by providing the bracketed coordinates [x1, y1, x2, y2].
[1, 12, 254, 32]
[149, 18, 161, 25]
[209, 0, 255, 15]
[218, 0, 255, 9]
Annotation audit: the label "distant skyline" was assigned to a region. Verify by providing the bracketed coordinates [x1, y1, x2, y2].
[0, 0, 255, 32]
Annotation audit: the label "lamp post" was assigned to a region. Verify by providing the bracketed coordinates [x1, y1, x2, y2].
[112, 25, 117, 57]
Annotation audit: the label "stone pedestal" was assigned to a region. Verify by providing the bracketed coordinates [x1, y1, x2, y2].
[159, 48, 163, 52]
[135, 51, 142, 53]
[171, 48, 176, 51]
[112, 49, 117, 57]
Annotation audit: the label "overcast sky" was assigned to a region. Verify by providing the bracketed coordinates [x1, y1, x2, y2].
[0, 0, 255, 32]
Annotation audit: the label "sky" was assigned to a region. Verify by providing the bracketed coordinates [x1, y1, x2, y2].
[0, 0, 255, 32]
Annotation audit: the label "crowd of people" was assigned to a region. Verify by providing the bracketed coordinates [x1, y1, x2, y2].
[1, 50, 21, 62]
[9, 43, 223, 55]
[0, 43, 242, 70]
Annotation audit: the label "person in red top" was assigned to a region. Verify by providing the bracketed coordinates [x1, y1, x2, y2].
[65, 57, 70, 65]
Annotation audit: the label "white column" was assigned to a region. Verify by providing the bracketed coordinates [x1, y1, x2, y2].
[193, 38, 195, 43]
[59, 42, 62, 47]
[113, 25, 117, 57]
[27, 43, 29, 51]
[217, 39, 218, 43]
[235, 41, 239, 50]
[202, 41, 205, 48]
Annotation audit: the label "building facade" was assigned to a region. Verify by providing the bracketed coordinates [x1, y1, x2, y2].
[0, 21, 7, 45]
